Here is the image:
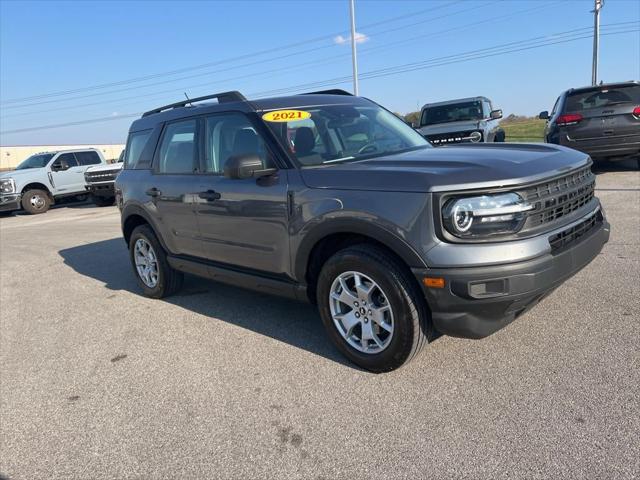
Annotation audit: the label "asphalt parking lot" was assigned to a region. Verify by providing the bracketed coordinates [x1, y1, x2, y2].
[0, 165, 638, 480]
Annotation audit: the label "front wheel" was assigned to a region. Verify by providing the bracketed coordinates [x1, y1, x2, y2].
[129, 224, 183, 298]
[316, 244, 431, 373]
[21, 189, 51, 214]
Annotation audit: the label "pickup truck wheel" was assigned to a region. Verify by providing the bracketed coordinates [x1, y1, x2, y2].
[91, 195, 115, 207]
[317, 244, 431, 373]
[21, 189, 51, 214]
[129, 224, 183, 298]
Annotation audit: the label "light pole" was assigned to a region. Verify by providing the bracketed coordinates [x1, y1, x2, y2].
[592, 0, 604, 85]
[349, 0, 359, 95]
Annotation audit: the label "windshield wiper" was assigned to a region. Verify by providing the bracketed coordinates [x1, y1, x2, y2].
[323, 156, 355, 164]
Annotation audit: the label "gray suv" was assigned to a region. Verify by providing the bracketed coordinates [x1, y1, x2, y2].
[418, 96, 505, 145]
[117, 90, 609, 372]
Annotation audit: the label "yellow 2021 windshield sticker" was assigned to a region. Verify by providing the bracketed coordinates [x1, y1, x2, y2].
[262, 110, 311, 122]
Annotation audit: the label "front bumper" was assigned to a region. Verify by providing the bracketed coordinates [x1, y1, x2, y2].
[0, 193, 21, 212]
[86, 183, 115, 197]
[413, 210, 610, 339]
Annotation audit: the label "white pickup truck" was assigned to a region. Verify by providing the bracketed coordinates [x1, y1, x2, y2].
[0, 148, 106, 214]
[84, 150, 124, 206]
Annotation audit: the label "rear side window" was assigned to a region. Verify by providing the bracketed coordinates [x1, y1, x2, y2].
[157, 120, 197, 174]
[75, 151, 101, 165]
[564, 85, 640, 112]
[55, 153, 78, 168]
[125, 130, 152, 169]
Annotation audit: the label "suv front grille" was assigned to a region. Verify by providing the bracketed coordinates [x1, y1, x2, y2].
[521, 165, 595, 231]
[548, 209, 602, 252]
[426, 130, 478, 145]
[85, 170, 120, 183]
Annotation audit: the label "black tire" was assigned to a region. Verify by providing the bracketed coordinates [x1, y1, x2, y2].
[91, 195, 115, 207]
[75, 194, 88, 202]
[21, 189, 51, 214]
[129, 224, 183, 299]
[494, 130, 506, 142]
[316, 244, 431, 373]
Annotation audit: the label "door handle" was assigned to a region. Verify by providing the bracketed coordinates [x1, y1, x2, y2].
[145, 187, 161, 197]
[198, 189, 221, 201]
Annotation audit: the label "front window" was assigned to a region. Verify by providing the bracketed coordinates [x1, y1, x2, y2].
[262, 103, 429, 167]
[421, 101, 484, 126]
[15, 153, 54, 170]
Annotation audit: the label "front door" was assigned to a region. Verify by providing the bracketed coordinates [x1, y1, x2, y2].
[148, 118, 203, 258]
[194, 112, 290, 276]
[49, 152, 86, 194]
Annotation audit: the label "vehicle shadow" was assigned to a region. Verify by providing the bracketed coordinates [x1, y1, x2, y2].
[592, 158, 639, 175]
[58, 238, 358, 369]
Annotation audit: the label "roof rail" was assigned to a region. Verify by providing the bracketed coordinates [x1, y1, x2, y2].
[301, 89, 353, 96]
[142, 91, 247, 117]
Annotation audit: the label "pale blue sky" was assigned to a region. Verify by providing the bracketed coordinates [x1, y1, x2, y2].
[1, 0, 638, 145]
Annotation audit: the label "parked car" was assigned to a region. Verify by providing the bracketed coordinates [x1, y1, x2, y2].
[0, 148, 106, 214]
[85, 150, 124, 206]
[540, 81, 640, 167]
[417, 96, 504, 145]
[117, 90, 609, 372]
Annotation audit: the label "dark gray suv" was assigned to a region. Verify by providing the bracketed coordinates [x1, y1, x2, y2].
[540, 81, 640, 167]
[117, 90, 610, 372]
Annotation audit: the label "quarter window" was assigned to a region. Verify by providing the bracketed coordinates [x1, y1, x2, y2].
[158, 119, 197, 174]
[125, 130, 152, 169]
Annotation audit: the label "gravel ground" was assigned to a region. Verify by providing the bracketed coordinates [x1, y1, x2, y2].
[0, 164, 638, 480]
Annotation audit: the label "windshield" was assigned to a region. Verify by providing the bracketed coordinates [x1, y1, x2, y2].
[15, 153, 54, 170]
[421, 101, 483, 126]
[565, 85, 640, 111]
[262, 103, 429, 166]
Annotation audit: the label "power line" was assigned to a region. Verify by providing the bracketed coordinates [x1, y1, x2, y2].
[3, 27, 636, 136]
[0, 0, 463, 105]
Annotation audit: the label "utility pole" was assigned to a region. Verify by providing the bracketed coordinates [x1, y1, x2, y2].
[592, 0, 604, 85]
[349, 0, 359, 95]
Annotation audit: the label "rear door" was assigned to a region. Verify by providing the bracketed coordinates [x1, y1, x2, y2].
[50, 153, 85, 194]
[562, 84, 640, 141]
[147, 118, 204, 258]
[194, 112, 290, 276]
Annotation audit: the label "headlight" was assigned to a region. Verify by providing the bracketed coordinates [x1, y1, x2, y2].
[442, 192, 533, 238]
[0, 178, 15, 194]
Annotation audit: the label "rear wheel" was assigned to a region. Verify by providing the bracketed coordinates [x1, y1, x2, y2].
[316, 244, 431, 372]
[129, 224, 183, 298]
[91, 195, 115, 207]
[21, 189, 51, 214]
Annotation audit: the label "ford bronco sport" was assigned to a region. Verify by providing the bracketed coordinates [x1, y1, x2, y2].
[117, 90, 609, 372]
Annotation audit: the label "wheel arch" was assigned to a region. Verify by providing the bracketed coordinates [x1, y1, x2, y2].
[21, 182, 52, 197]
[121, 204, 168, 252]
[295, 219, 427, 303]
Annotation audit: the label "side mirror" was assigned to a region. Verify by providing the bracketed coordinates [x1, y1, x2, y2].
[490, 109, 503, 120]
[538, 111, 550, 120]
[224, 154, 276, 180]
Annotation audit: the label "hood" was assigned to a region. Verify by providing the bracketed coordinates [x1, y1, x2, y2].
[0, 167, 46, 179]
[418, 119, 485, 136]
[299, 144, 590, 193]
[86, 162, 122, 173]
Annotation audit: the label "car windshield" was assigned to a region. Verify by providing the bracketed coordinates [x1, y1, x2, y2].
[262, 103, 429, 166]
[564, 84, 640, 111]
[421, 101, 484, 126]
[15, 153, 54, 170]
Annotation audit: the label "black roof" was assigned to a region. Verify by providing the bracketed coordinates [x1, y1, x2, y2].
[130, 89, 364, 132]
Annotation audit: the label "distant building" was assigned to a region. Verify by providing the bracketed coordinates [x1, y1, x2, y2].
[0, 144, 125, 170]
